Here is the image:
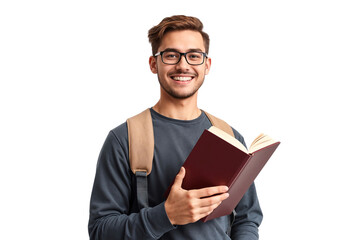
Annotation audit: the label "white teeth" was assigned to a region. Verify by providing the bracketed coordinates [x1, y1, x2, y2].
[173, 76, 192, 81]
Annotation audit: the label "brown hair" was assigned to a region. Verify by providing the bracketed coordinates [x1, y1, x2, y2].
[148, 15, 210, 55]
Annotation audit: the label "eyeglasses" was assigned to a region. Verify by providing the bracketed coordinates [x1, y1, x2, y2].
[154, 50, 208, 65]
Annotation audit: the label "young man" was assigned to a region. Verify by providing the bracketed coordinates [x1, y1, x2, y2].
[88, 15, 263, 239]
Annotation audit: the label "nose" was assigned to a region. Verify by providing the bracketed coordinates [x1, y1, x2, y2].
[175, 54, 190, 70]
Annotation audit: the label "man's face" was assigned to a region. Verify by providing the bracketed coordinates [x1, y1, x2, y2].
[149, 30, 211, 99]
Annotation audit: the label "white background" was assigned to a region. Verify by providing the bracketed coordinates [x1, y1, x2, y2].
[1, 0, 359, 239]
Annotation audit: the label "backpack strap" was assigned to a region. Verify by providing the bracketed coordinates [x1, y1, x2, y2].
[127, 109, 154, 209]
[127, 108, 154, 176]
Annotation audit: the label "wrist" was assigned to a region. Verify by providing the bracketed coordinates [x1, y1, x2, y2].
[164, 199, 176, 225]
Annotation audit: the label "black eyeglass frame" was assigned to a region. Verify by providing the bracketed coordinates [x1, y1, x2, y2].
[154, 50, 208, 66]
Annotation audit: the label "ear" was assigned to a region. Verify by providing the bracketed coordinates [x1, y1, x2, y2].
[205, 57, 211, 75]
[149, 56, 158, 74]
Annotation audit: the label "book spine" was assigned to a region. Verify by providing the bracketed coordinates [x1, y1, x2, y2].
[227, 154, 252, 191]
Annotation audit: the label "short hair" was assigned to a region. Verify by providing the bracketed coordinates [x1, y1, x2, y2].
[148, 15, 210, 56]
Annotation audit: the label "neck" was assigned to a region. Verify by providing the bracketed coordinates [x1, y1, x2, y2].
[153, 91, 201, 120]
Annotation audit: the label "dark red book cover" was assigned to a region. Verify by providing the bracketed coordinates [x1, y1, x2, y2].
[179, 129, 280, 222]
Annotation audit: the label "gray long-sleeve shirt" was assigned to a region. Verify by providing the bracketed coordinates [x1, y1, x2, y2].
[88, 109, 263, 239]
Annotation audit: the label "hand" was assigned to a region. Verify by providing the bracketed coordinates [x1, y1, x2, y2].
[164, 167, 229, 225]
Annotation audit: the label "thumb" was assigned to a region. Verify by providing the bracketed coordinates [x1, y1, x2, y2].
[172, 167, 185, 189]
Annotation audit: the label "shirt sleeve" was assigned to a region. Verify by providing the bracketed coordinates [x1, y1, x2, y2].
[88, 129, 175, 240]
[230, 128, 263, 240]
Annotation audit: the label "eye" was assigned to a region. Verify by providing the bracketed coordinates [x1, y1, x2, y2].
[163, 52, 179, 59]
[188, 53, 202, 59]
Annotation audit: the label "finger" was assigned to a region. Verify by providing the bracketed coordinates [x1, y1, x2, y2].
[194, 185, 229, 198]
[195, 201, 224, 218]
[199, 193, 229, 207]
[172, 167, 186, 189]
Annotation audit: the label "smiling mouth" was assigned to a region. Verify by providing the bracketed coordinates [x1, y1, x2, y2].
[171, 76, 194, 82]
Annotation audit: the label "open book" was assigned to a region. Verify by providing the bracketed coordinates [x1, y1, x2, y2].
[208, 126, 277, 154]
[174, 126, 280, 222]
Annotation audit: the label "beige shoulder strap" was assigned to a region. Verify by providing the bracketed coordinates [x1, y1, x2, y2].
[127, 108, 154, 176]
[203, 111, 234, 137]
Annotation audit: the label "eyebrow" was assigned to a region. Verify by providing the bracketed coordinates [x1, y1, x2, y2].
[162, 48, 204, 53]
